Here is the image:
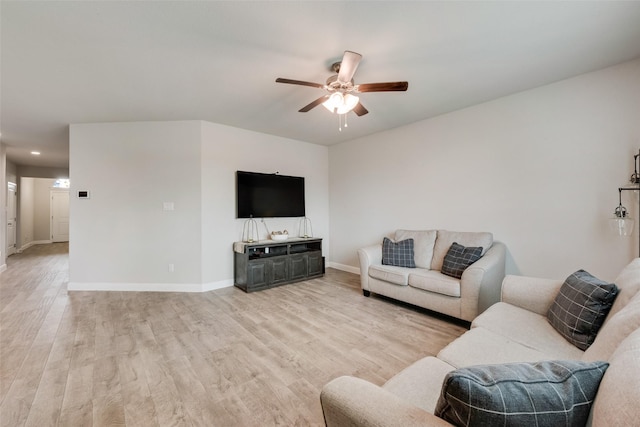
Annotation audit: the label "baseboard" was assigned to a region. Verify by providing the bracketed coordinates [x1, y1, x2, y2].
[327, 262, 360, 275]
[67, 279, 234, 293]
[19, 240, 53, 253]
[202, 279, 235, 292]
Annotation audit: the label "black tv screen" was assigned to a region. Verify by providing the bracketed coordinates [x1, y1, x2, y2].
[236, 171, 306, 218]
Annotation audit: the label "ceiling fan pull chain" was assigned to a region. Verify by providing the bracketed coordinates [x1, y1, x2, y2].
[344, 113, 348, 128]
[338, 114, 342, 132]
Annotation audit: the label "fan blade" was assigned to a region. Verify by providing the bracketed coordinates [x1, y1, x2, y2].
[299, 95, 329, 112]
[356, 81, 408, 92]
[276, 78, 324, 89]
[353, 102, 369, 117]
[337, 51, 362, 83]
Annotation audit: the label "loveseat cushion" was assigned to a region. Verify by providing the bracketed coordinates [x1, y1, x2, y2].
[441, 242, 482, 279]
[395, 229, 437, 269]
[547, 270, 618, 351]
[431, 231, 493, 271]
[435, 360, 608, 427]
[382, 237, 416, 268]
[368, 264, 410, 286]
[408, 270, 461, 297]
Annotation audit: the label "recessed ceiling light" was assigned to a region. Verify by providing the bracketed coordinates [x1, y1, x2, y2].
[31, 151, 41, 155]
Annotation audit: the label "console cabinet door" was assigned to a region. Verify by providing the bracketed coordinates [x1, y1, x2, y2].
[289, 254, 308, 281]
[269, 256, 289, 285]
[307, 251, 323, 277]
[247, 260, 268, 288]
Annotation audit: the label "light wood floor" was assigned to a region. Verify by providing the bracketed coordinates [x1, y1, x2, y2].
[0, 243, 467, 426]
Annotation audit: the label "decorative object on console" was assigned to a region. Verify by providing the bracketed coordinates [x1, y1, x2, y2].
[435, 360, 609, 427]
[441, 242, 483, 279]
[270, 230, 288, 241]
[299, 217, 313, 238]
[547, 270, 618, 351]
[241, 215, 259, 243]
[610, 149, 640, 257]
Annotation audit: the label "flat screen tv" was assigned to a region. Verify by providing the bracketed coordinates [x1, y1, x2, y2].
[236, 171, 305, 218]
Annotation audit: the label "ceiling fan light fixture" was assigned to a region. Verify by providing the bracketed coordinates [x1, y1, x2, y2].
[323, 92, 343, 112]
[276, 50, 407, 118]
[322, 92, 359, 115]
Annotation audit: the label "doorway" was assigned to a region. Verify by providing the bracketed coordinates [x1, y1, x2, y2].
[7, 182, 17, 256]
[50, 190, 70, 242]
[16, 177, 70, 251]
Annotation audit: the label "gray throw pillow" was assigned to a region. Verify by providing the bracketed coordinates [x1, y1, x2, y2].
[441, 242, 482, 279]
[547, 270, 618, 351]
[435, 360, 609, 427]
[382, 237, 415, 268]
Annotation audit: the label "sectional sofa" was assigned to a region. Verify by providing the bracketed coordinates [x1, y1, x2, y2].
[321, 258, 640, 426]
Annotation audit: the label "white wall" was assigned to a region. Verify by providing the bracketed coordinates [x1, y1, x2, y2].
[200, 122, 329, 285]
[70, 121, 203, 287]
[34, 178, 56, 241]
[69, 120, 329, 291]
[17, 166, 69, 180]
[0, 144, 7, 270]
[19, 177, 35, 248]
[329, 59, 640, 281]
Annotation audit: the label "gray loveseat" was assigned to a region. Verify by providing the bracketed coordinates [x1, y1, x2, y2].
[358, 230, 506, 322]
[321, 258, 640, 426]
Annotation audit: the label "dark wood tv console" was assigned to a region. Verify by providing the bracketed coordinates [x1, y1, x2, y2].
[233, 238, 324, 292]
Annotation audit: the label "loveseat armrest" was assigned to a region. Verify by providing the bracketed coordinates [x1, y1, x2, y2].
[460, 241, 506, 319]
[321, 376, 452, 427]
[358, 244, 382, 292]
[501, 275, 564, 315]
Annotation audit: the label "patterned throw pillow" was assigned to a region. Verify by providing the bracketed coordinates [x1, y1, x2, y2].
[547, 270, 618, 351]
[441, 242, 482, 279]
[382, 237, 416, 268]
[435, 360, 609, 427]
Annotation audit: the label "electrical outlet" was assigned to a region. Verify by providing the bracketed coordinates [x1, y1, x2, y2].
[168, 263, 175, 273]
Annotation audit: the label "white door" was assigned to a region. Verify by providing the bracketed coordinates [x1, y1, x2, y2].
[50, 190, 70, 242]
[7, 182, 17, 255]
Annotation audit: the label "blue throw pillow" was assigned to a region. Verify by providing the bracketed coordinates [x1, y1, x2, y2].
[382, 237, 415, 268]
[435, 360, 609, 427]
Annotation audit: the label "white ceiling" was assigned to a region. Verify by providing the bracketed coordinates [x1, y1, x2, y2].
[2, 1, 640, 168]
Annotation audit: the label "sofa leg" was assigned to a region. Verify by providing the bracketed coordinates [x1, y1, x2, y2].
[363, 290, 371, 297]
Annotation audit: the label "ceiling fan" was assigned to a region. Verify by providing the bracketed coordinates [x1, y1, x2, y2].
[276, 51, 408, 117]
